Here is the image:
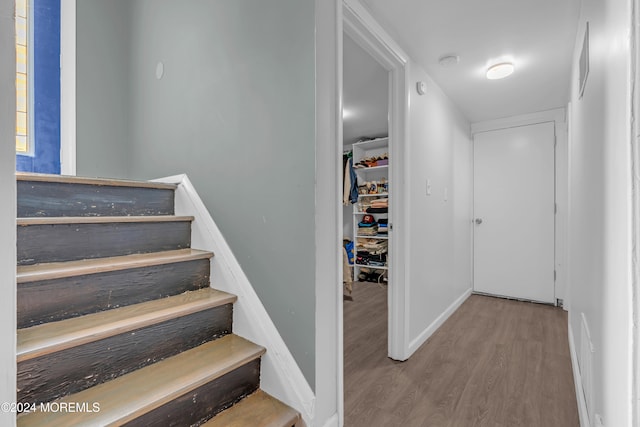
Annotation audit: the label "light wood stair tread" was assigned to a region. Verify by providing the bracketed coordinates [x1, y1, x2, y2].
[16, 172, 177, 190]
[17, 335, 265, 427]
[17, 215, 194, 226]
[18, 288, 236, 362]
[17, 248, 213, 283]
[203, 390, 301, 427]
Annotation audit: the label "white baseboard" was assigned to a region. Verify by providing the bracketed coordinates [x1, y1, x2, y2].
[568, 323, 590, 427]
[407, 288, 472, 355]
[318, 413, 339, 427]
[153, 174, 315, 426]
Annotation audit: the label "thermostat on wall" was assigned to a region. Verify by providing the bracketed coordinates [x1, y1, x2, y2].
[416, 81, 427, 95]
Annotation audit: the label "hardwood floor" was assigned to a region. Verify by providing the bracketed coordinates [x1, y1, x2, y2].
[344, 282, 579, 427]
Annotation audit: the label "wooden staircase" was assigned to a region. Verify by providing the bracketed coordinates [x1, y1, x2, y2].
[15, 173, 302, 427]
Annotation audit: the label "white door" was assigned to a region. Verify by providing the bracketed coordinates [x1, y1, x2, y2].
[473, 122, 555, 303]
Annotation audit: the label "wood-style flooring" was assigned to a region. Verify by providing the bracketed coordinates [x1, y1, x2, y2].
[344, 282, 579, 427]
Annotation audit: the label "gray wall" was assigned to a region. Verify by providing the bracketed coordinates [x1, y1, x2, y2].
[76, 0, 317, 387]
[76, 0, 131, 178]
[0, 0, 17, 421]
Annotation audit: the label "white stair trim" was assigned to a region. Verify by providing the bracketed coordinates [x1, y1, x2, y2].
[568, 322, 591, 427]
[153, 174, 315, 425]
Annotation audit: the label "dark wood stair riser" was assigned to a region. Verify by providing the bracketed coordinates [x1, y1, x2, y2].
[17, 181, 175, 217]
[17, 305, 233, 405]
[17, 221, 191, 265]
[123, 359, 261, 427]
[18, 259, 211, 328]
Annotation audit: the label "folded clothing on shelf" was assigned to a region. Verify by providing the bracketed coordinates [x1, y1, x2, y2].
[370, 198, 388, 208]
[357, 225, 379, 236]
[378, 218, 388, 234]
[356, 238, 388, 254]
[366, 207, 388, 213]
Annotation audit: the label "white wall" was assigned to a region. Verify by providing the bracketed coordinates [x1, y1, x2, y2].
[406, 67, 473, 349]
[568, 0, 633, 425]
[0, 0, 17, 424]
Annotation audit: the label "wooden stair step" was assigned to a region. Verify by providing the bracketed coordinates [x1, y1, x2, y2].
[17, 248, 213, 283]
[17, 172, 177, 189]
[203, 390, 302, 427]
[18, 288, 236, 405]
[17, 249, 215, 328]
[17, 216, 193, 265]
[17, 215, 194, 225]
[17, 335, 265, 427]
[18, 288, 236, 362]
[17, 172, 176, 217]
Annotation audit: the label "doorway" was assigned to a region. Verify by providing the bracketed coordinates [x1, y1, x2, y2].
[473, 121, 556, 303]
[339, 2, 409, 424]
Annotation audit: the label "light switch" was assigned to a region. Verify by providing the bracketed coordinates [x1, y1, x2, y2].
[426, 179, 432, 196]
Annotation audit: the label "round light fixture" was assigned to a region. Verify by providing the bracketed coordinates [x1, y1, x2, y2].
[486, 62, 515, 80]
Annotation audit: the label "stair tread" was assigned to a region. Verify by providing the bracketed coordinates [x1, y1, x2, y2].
[17, 335, 265, 427]
[17, 215, 194, 225]
[18, 288, 236, 362]
[17, 248, 213, 283]
[16, 172, 177, 190]
[202, 390, 301, 427]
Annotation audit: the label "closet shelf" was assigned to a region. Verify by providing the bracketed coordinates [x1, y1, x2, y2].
[354, 263, 388, 270]
[353, 212, 388, 216]
[358, 193, 388, 197]
[356, 235, 388, 239]
[351, 138, 389, 150]
[354, 165, 388, 172]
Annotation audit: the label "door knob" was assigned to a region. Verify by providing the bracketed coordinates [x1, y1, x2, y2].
[475, 218, 483, 225]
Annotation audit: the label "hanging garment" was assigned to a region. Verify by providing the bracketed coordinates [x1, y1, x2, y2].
[349, 158, 358, 204]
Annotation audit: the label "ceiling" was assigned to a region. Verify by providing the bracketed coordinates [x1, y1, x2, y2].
[360, 0, 581, 123]
[343, 34, 389, 145]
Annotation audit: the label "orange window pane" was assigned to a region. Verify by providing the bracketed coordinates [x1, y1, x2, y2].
[16, 73, 27, 111]
[16, 111, 27, 136]
[16, 44, 27, 74]
[16, 135, 27, 153]
[16, 16, 27, 45]
[16, 0, 27, 18]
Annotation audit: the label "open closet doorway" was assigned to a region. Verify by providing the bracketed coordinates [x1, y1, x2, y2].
[340, 2, 410, 423]
[341, 30, 390, 412]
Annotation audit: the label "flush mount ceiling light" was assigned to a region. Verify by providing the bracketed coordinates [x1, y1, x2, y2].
[486, 62, 515, 80]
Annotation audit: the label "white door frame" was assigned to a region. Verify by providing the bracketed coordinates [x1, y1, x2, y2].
[60, 0, 76, 175]
[342, 1, 410, 360]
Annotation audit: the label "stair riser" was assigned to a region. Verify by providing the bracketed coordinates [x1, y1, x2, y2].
[18, 259, 211, 328]
[17, 221, 191, 265]
[17, 181, 175, 217]
[18, 305, 233, 405]
[123, 359, 261, 427]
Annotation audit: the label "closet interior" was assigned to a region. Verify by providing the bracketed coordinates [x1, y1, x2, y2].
[342, 34, 390, 298]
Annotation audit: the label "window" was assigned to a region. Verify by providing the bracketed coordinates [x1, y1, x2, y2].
[15, 0, 30, 154]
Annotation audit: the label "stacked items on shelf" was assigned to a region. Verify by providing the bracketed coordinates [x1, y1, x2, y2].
[353, 152, 388, 168]
[367, 197, 388, 213]
[378, 218, 388, 234]
[358, 178, 388, 196]
[357, 195, 388, 214]
[356, 215, 388, 268]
